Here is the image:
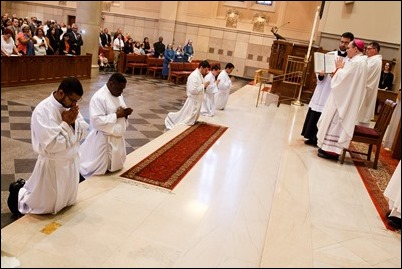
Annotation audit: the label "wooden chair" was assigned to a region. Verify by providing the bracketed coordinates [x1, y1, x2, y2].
[340, 99, 397, 169]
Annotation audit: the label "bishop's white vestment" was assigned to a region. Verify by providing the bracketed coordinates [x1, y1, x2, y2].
[317, 54, 368, 154]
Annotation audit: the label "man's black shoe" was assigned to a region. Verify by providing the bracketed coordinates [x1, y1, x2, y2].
[304, 139, 317, 146]
[79, 173, 86, 183]
[317, 148, 339, 161]
[387, 215, 401, 230]
[7, 178, 26, 215]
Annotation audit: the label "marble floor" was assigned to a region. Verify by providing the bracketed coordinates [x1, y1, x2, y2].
[1, 72, 401, 268]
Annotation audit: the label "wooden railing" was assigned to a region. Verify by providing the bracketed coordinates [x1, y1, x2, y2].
[1, 54, 92, 87]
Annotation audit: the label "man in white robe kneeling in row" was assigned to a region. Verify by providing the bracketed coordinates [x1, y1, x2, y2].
[17, 77, 88, 215]
[79, 73, 133, 179]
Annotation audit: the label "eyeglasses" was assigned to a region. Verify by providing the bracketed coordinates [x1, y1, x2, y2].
[66, 94, 82, 103]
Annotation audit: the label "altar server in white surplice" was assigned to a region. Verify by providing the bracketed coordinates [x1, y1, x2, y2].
[18, 77, 88, 215]
[215, 62, 235, 110]
[384, 161, 401, 228]
[79, 73, 133, 178]
[165, 60, 211, 130]
[316, 39, 368, 160]
[357, 41, 382, 126]
[201, 64, 221, 117]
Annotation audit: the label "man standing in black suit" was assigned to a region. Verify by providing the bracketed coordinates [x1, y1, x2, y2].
[100, 27, 111, 47]
[153, 36, 165, 58]
[68, 23, 83, 55]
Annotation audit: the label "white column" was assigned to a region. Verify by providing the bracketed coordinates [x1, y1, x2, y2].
[76, 1, 102, 78]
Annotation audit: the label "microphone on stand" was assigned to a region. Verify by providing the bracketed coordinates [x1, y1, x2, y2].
[275, 21, 290, 33]
[271, 22, 289, 40]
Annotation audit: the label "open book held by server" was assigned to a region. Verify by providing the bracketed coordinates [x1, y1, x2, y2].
[314, 51, 337, 73]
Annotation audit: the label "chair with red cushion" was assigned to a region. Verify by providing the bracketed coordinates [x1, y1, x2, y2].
[340, 99, 397, 169]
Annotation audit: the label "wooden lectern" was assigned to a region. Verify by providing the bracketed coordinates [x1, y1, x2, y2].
[268, 40, 321, 105]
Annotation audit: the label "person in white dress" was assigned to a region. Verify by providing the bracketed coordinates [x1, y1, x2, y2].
[215, 63, 235, 110]
[201, 64, 221, 117]
[165, 60, 211, 130]
[384, 161, 401, 229]
[316, 39, 368, 160]
[17, 77, 88, 215]
[79, 73, 133, 178]
[357, 41, 382, 126]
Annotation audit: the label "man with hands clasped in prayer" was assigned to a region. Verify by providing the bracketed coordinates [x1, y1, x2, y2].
[165, 60, 211, 130]
[15, 77, 88, 215]
[201, 64, 221, 117]
[79, 73, 133, 179]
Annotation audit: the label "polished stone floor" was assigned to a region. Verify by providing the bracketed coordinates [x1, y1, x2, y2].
[1, 71, 248, 227]
[1, 72, 400, 268]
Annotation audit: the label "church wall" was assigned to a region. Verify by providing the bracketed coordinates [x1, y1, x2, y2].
[5, 1, 401, 82]
[319, 1, 401, 89]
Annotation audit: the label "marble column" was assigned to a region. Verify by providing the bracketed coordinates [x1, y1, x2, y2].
[158, 1, 178, 46]
[75, 1, 102, 78]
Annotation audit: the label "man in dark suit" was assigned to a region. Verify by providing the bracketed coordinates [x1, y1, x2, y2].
[100, 27, 111, 47]
[153, 36, 165, 58]
[7, 18, 20, 43]
[68, 23, 83, 55]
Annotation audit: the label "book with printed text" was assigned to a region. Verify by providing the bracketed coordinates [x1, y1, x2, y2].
[314, 52, 336, 73]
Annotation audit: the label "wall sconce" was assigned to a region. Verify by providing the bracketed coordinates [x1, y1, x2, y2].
[102, 1, 113, 12]
[253, 13, 268, 33]
[226, 9, 240, 28]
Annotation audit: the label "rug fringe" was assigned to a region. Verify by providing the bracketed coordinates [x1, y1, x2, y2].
[117, 176, 174, 194]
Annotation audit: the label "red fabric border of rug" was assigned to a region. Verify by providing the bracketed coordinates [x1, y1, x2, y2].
[120, 122, 228, 190]
[350, 142, 399, 231]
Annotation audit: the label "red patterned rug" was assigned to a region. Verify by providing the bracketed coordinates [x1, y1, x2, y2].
[350, 142, 399, 231]
[120, 122, 228, 190]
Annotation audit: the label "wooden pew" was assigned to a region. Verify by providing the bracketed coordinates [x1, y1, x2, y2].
[1, 54, 92, 87]
[125, 54, 148, 75]
[146, 57, 164, 77]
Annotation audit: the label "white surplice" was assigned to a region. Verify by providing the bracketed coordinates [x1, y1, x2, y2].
[215, 70, 232, 110]
[201, 71, 218, 117]
[384, 161, 401, 218]
[317, 54, 368, 154]
[79, 85, 129, 178]
[309, 74, 332, 112]
[18, 93, 88, 214]
[165, 68, 204, 130]
[357, 54, 382, 125]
